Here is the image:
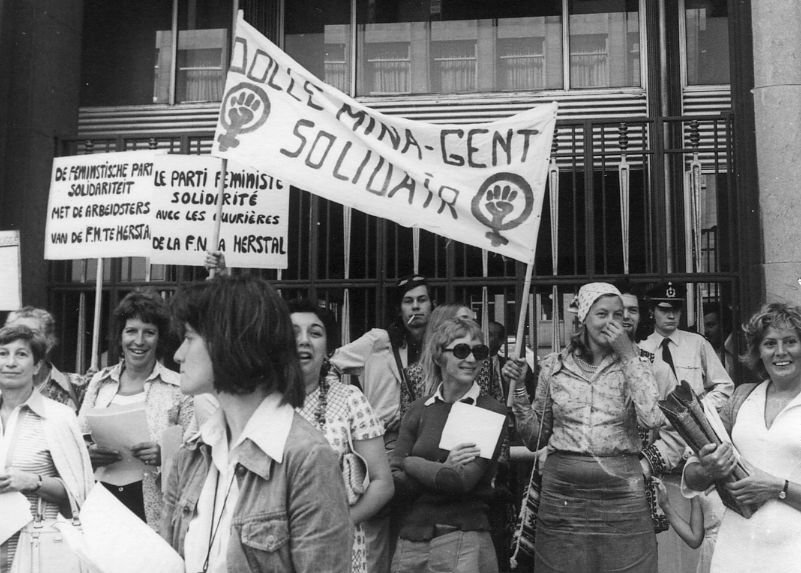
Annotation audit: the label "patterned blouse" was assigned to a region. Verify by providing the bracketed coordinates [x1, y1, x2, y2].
[37, 364, 88, 412]
[297, 381, 384, 459]
[297, 380, 384, 573]
[513, 349, 663, 455]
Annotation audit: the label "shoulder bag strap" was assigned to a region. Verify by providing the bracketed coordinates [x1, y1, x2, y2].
[392, 343, 416, 403]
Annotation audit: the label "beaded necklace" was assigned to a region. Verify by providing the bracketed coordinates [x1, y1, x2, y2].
[312, 364, 330, 431]
[574, 353, 599, 374]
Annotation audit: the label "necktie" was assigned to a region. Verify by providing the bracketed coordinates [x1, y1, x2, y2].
[661, 337, 677, 378]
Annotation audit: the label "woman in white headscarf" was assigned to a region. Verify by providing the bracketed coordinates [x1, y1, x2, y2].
[507, 282, 663, 573]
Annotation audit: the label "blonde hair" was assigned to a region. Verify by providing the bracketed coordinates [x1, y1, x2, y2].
[421, 317, 483, 392]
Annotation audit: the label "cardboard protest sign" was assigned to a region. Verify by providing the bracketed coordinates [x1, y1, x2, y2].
[211, 14, 556, 265]
[0, 231, 22, 311]
[45, 151, 160, 260]
[149, 155, 288, 269]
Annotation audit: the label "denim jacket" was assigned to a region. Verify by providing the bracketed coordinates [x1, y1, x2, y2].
[160, 412, 352, 573]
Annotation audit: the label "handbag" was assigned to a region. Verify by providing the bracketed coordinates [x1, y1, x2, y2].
[509, 358, 555, 570]
[11, 495, 88, 573]
[341, 429, 370, 506]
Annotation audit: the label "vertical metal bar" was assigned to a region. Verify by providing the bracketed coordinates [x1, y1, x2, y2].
[308, 194, 319, 300]
[583, 120, 595, 277]
[170, 0, 179, 106]
[350, 0, 357, 97]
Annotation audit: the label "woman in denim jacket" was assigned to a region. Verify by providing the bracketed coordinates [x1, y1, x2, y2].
[162, 275, 351, 573]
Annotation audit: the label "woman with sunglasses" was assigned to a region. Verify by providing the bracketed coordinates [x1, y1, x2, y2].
[390, 317, 507, 573]
[507, 282, 663, 573]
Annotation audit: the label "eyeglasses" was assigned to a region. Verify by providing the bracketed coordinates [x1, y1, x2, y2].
[442, 343, 490, 361]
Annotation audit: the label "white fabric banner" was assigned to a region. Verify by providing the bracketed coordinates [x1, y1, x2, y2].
[212, 14, 557, 264]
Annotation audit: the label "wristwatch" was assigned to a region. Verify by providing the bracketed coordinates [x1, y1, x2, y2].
[779, 479, 789, 500]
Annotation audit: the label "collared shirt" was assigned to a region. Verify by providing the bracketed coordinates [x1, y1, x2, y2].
[184, 394, 294, 573]
[330, 328, 405, 432]
[0, 391, 92, 570]
[641, 329, 733, 412]
[37, 364, 87, 412]
[513, 350, 663, 456]
[77, 360, 194, 529]
[424, 381, 481, 406]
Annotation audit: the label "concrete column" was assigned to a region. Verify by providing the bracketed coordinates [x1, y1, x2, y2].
[751, 1, 801, 304]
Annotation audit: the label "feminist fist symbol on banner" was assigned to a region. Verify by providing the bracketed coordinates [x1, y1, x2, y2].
[217, 83, 271, 152]
[471, 173, 534, 247]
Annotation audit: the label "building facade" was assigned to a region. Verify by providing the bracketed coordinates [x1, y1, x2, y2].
[0, 0, 774, 374]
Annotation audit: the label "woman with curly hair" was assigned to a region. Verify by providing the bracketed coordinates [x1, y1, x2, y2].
[78, 290, 194, 529]
[684, 302, 801, 572]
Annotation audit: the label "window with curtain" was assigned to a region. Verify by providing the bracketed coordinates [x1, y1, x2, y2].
[685, 0, 729, 85]
[285, 0, 352, 94]
[353, 0, 564, 96]
[568, 0, 640, 89]
[153, 0, 232, 104]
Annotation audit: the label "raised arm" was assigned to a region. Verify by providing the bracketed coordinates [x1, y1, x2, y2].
[511, 355, 553, 451]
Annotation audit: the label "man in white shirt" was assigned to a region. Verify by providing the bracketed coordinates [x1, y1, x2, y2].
[639, 281, 734, 473]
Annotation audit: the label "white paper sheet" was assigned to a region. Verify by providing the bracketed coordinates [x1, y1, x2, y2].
[160, 425, 184, 490]
[0, 492, 32, 544]
[438, 401, 506, 459]
[85, 407, 150, 485]
[55, 483, 184, 573]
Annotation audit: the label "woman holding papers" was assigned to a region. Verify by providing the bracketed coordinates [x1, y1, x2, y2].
[0, 324, 94, 569]
[390, 317, 507, 573]
[510, 282, 662, 573]
[78, 290, 194, 529]
[684, 302, 801, 572]
[163, 275, 351, 573]
[289, 298, 393, 573]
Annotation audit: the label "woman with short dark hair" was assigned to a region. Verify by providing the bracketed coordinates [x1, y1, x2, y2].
[0, 325, 94, 569]
[6, 306, 88, 410]
[78, 290, 194, 529]
[162, 276, 351, 572]
[288, 297, 393, 573]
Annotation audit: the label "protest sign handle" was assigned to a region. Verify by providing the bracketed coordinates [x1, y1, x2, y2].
[91, 258, 103, 371]
[507, 261, 534, 407]
[208, 158, 227, 279]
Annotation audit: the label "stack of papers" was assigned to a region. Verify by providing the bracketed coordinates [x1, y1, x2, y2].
[85, 406, 150, 485]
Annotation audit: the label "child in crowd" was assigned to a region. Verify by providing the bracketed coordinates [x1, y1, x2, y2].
[655, 477, 726, 573]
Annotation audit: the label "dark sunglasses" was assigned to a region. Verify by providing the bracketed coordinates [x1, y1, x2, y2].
[443, 343, 490, 361]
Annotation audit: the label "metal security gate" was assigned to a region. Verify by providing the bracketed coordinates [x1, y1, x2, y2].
[52, 111, 743, 375]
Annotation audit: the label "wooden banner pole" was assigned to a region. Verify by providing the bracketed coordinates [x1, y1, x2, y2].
[507, 260, 534, 407]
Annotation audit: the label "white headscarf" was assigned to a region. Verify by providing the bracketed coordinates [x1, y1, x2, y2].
[576, 282, 622, 323]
